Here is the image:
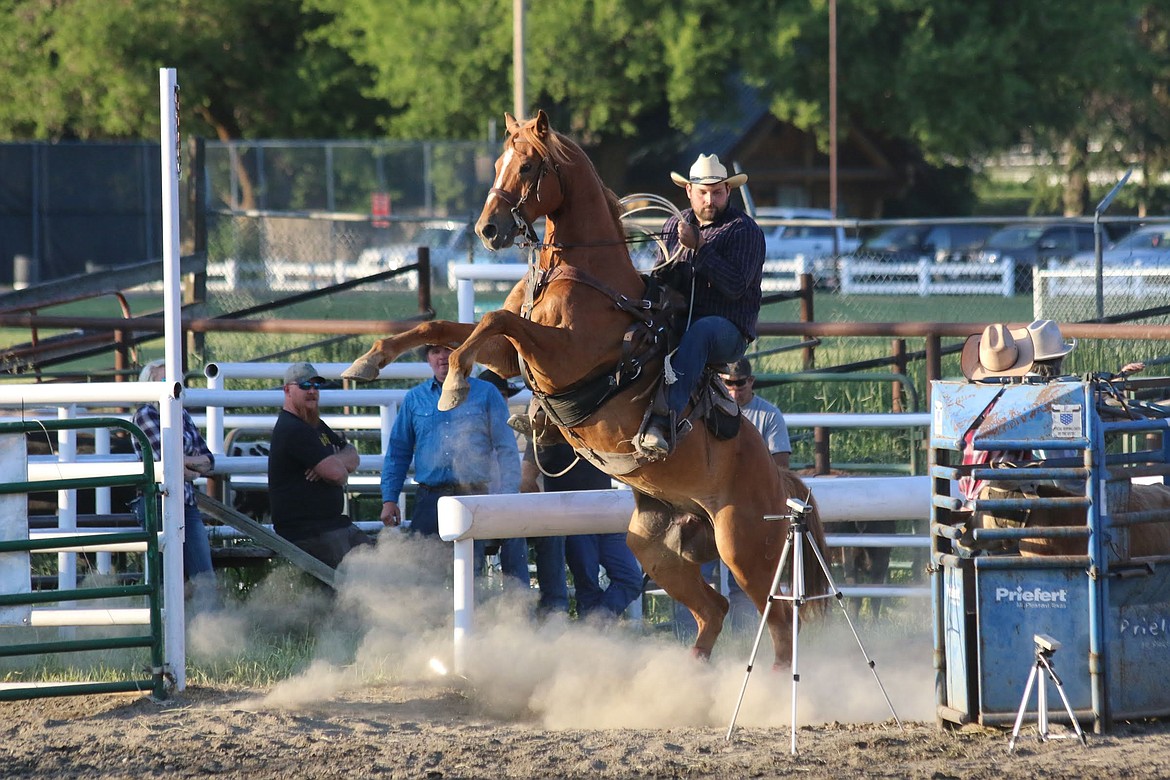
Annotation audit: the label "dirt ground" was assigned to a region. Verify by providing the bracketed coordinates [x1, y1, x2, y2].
[6, 536, 1170, 779]
[6, 680, 1170, 779]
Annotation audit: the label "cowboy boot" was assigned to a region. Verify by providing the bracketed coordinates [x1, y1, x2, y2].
[639, 412, 673, 457]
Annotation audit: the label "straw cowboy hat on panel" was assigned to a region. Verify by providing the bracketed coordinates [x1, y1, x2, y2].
[670, 154, 748, 188]
[961, 323, 1035, 380]
[1027, 319, 1076, 361]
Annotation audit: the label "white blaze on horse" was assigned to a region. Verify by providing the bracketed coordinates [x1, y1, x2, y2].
[344, 111, 827, 664]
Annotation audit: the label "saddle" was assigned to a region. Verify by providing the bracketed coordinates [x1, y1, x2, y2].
[516, 364, 741, 464]
[633, 365, 741, 457]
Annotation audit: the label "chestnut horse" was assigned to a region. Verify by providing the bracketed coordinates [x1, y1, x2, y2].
[344, 111, 828, 664]
[974, 482, 1170, 559]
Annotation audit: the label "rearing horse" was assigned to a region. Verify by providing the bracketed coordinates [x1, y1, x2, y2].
[344, 111, 828, 665]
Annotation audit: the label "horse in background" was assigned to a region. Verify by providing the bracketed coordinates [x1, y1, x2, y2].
[344, 111, 828, 665]
[972, 481, 1170, 559]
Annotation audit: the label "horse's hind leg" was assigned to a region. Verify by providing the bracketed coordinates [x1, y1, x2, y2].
[626, 492, 727, 659]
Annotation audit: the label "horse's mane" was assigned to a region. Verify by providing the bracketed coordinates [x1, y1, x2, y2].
[510, 122, 625, 230]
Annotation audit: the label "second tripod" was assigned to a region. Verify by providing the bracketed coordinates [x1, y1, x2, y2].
[726, 496, 901, 753]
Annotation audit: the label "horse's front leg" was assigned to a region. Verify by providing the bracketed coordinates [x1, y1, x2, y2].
[342, 321, 477, 381]
[439, 309, 567, 410]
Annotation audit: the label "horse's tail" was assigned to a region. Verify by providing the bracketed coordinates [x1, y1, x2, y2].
[781, 469, 832, 616]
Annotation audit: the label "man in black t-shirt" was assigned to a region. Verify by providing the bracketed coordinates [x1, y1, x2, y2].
[268, 362, 373, 568]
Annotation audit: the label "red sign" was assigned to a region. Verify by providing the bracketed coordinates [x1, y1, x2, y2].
[371, 192, 391, 228]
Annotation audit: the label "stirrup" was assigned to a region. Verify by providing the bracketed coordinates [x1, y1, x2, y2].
[638, 415, 672, 457]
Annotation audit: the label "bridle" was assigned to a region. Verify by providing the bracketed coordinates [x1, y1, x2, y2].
[488, 153, 556, 245]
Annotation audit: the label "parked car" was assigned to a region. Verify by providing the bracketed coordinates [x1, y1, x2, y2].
[755, 207, 860, 258]
[754, 207, 858, 289]
[1066, 224, 1170, 269]
[356, 219, 529, 289]
[973, 222, 1098, 293]
[851, 222, 998, 264]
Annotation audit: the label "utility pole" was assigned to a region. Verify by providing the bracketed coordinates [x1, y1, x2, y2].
[513, 0, 526, 119]
[829, 0, 838, 218]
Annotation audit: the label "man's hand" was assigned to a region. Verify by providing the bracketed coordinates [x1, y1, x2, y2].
[183, 455, 212, 482]
[677, 221, 703, 251]
[184, 455, 212, 475]
[381, 501, 402, 527]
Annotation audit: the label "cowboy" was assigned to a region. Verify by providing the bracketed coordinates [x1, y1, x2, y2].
[957, 320, 1144, 554]
[640, 154, 766, 456]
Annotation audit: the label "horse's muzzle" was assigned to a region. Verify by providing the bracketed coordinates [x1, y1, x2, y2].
[475, 214, 518, 251]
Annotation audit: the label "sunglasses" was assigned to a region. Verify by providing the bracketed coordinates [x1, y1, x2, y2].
[722, 378, 750, 388]
[295, 380, 326, 390]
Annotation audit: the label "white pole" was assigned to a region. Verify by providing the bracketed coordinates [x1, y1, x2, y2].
[205, 366, 224, 458]
[94, 427, 113, 575]
[56, 406, 77, 596]
[159, 66, 186, 690]
[160, 391, 186, 691]
[452, 538, 475, 674]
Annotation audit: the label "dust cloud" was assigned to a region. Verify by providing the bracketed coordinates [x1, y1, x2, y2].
[191, 531, 935, 729]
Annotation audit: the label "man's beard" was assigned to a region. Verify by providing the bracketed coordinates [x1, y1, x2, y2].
[300, 404, 321, 427]
[696, 204, 722, 223]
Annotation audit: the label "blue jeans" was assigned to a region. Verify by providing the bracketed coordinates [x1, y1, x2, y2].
[413, 486, 529, 587]
[566, 533, 643, 618]
[474, 538, 530, 587]
[130, 495, 214, 580]
[531, 536, 569, 613]
[666, 316, 748, 417]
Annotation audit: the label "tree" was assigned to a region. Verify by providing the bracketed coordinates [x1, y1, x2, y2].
[306, 0, 775, 190]
[0, 1, 382, 140]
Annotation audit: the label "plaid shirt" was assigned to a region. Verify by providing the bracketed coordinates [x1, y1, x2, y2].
[662, 204, 765, 341]
[132, 403, 214, 505]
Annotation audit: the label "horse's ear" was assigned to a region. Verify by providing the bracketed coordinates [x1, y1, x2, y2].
[505, 113, 519, 133]
[534, 109, 549, 138]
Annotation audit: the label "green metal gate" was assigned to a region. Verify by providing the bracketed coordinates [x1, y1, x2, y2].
[0, 417, 166, 701]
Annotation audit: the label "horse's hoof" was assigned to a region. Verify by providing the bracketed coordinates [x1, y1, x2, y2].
[342, 357, 379, 382]
[438, 379, 469, 410]
[690, 646, 712, 662]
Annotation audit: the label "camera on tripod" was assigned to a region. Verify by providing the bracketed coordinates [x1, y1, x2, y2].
[1034, 633, 1061, 655]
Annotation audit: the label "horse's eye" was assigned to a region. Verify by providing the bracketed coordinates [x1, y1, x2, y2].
[519, 162, 532, 175]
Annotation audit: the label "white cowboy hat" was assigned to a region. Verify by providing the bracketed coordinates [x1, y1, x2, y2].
[961, 323, 1035, 380]
[1027, 319, 1076, 361]
[670, 154, 748, 188]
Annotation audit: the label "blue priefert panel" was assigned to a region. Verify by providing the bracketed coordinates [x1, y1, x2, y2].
[976, 567, 1092, 714]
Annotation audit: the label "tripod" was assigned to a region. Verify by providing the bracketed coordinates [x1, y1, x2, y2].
[1007, 635, 1087, 753]
[726, 499, 901, 753]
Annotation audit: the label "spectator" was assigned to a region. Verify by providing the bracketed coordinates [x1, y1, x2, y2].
[672, 355, 792, 635]
[268, 362, 374, 568]
[130, 359, 217, 604]
[518, 439, 570, 616]
[520, 421, 643, 619]
[640, 154, 765, 457]
[718, 357, 791, 469]
[379, 346, 528, 587]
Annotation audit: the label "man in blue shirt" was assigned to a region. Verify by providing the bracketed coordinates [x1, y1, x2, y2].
[380, 345, 528, 586]
[640, 154, 765, 457]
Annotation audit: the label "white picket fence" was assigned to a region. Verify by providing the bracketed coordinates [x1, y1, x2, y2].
[838, 257, 1016, 297]
[206, 258, 417, 293]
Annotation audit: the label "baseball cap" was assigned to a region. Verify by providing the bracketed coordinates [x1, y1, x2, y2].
[283, 362, 325, 386]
